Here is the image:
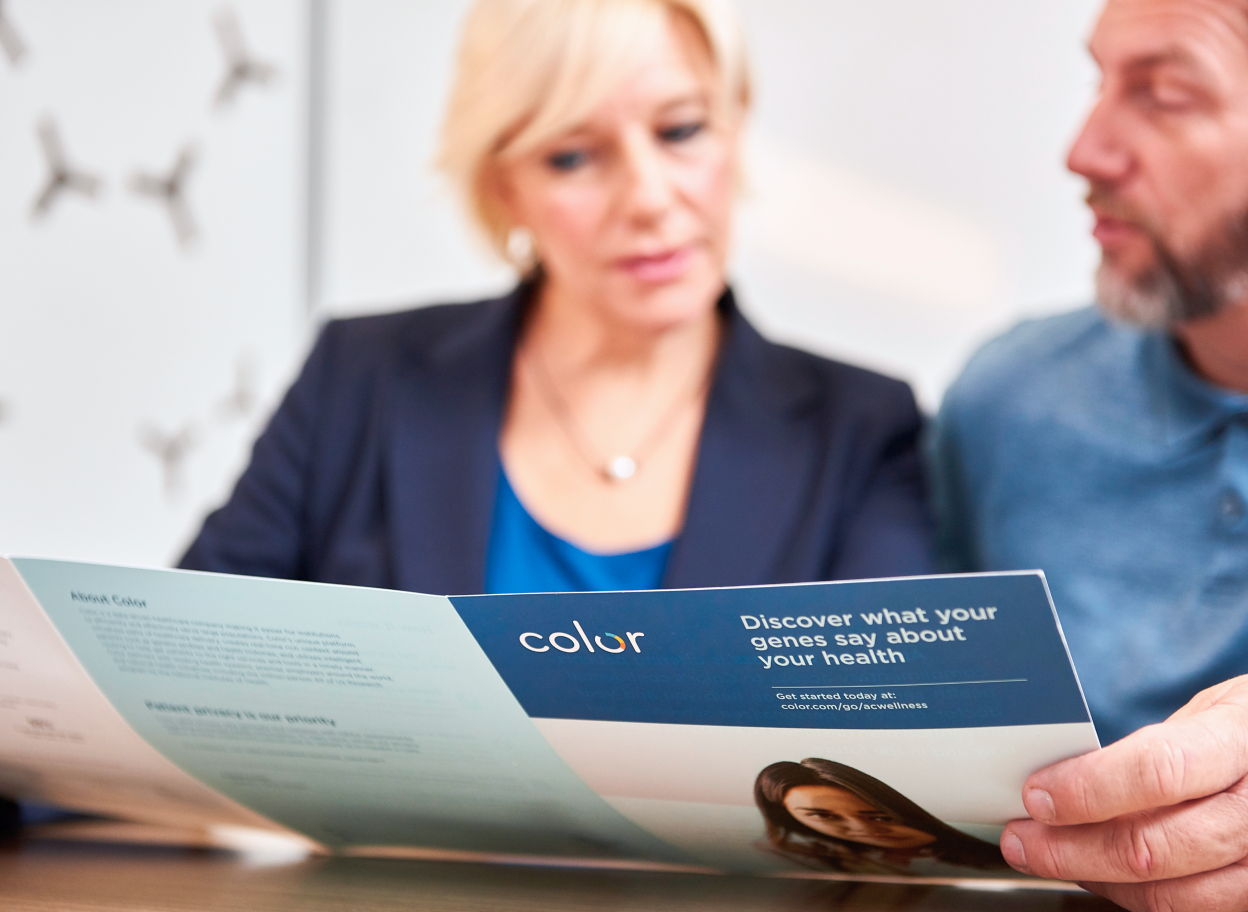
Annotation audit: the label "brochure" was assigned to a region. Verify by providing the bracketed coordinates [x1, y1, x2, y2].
[0, 557, 1099, 884]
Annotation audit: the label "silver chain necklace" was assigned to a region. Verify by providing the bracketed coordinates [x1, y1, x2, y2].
[525, 346, 712, 484]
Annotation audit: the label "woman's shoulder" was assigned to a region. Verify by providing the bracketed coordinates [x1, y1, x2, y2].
[725, 308, 921, 426]
[315, 291, 518, 366]
[776, 340, 916, 406]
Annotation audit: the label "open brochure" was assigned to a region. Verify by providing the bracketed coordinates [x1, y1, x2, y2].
[0, 557, 1099, 885]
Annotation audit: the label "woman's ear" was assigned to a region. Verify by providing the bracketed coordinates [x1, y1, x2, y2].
[506, 226, 537, 271]
[486, 161, 541, 272]
[486, 161, 521, 226]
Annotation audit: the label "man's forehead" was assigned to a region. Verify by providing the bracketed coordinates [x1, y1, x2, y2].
[1092, 0, 1248, 71]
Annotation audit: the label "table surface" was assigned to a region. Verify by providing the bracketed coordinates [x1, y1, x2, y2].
[0, 829, 1125, 912]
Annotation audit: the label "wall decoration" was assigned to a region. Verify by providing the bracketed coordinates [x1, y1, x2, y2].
[212, 6, 277, 110]
[137, 423, 198, 499]
[2, 1, 309, 565]
[0, 0, 27, 67]
[214, 354, 259, 423]
[30, 116, 103, 221]
[135, 354, 265, 501]
[129, 144, 198, 248]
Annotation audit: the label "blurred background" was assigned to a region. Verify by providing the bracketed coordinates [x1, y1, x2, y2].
[0, 0, 1102, 568]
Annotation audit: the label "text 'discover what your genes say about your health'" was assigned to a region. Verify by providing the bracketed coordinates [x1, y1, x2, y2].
[450, 573, 1099, 874]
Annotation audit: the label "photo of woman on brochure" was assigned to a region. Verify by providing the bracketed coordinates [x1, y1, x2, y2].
[753, 758, 1007, 876]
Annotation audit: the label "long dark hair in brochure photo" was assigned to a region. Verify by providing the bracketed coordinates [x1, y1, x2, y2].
[754, 758, 1007, 875]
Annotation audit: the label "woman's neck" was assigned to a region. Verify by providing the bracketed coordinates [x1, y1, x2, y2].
[520, 280, 723, 390]
[498, 277, 724, 552]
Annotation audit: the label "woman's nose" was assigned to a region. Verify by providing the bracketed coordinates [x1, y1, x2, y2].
[619, 130, 675, 223]
[838, 820, 876, 838]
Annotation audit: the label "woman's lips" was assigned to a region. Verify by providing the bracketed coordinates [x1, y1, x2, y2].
[616, 246, 694, 283]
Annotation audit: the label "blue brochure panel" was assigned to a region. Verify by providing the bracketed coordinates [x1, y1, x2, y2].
[449, 573, 1098, 879]
[450, 573, 1092, 730]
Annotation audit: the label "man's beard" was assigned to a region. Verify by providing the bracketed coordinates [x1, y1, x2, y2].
[1091, 187, 1248, 328]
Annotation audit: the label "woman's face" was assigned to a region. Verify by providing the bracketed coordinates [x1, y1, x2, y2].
[495, 14, 739, 333]
[782, 786, 938, 850]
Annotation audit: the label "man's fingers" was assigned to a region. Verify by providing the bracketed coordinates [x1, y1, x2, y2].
[1081, 858, 1248, 912]
[1001, 783, 1248, 883]
[1167, 677, 1247, 723]
[1023, 700, 1248, 825]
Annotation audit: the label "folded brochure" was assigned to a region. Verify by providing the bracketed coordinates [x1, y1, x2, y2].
[0, 557, 1098, 884]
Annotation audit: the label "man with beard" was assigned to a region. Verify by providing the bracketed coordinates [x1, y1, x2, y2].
[931, 0, 1248, 907]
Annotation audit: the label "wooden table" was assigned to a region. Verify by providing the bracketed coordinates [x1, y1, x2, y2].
[0, 829, 1124, 912]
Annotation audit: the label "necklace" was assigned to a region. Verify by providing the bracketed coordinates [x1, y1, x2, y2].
[525, 346, 711, 484]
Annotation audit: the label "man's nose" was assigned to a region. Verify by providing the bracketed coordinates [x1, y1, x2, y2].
[1066, 96, 1133, 184]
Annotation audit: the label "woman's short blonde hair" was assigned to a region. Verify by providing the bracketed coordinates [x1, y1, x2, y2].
[436, 0, 750, 263]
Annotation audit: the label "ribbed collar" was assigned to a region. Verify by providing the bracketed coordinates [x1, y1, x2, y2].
[1143, 331, 1248, 451]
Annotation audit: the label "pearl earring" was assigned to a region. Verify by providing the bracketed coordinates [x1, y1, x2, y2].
[506, 226, 536, 270]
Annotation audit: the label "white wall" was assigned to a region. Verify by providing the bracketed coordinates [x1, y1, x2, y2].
[320, 0, 1104, 408]
[0, 1, 310, 566]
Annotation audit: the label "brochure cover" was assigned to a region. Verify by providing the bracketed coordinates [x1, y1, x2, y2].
[0, 557, 1099, 885]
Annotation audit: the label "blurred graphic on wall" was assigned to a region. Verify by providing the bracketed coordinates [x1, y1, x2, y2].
[129, 143, 200, 249]
[29, 116, 103, 221]
[0, 0, 28, 67]
[0, 1, 310, 565]
[212, 5, 278, 110]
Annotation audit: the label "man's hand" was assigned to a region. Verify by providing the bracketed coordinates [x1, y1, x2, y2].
[1000, 676, 1248, 912]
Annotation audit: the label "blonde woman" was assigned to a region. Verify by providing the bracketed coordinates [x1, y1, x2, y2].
[181, 0, 933, 593]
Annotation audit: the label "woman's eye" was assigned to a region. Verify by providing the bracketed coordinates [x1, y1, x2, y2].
[658, 121, 705, 143]
[547, 149, 589, 172]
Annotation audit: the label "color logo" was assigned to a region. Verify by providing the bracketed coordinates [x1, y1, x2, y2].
[519, 620, 644, 654]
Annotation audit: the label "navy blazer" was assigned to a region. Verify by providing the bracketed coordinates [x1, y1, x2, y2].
[180, 285, 934, 592]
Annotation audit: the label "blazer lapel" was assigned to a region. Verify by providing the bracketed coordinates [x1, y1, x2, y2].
[664, 292, 823, 588]
[381, 284, 817, 593]
[385, 288, 527, 595]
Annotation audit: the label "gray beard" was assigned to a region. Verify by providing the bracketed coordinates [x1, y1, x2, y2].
[1095, 259, 1187, 328]
[1097, 213, 1248, 329]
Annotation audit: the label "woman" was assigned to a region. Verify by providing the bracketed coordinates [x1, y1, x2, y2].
[180, 0, 932, 593]
[754, 758, 1006, 875]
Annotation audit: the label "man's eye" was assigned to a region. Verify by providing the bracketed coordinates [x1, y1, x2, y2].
[1153, 85, 1197, 109]
[1128, 79, 1199, 113]
[658, 121, 704, 143]
[547, 149, 589, 171]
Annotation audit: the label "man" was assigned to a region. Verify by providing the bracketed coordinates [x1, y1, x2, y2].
[931, 0, 1248, 908]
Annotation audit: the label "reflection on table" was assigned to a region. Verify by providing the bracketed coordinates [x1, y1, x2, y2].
[0, 822, 1124, 912]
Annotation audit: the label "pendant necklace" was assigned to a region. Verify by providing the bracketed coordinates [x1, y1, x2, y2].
[526, 346, 711, 484]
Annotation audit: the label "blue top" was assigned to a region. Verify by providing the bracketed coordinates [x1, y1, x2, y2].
[484, 469, 673, 594]
[931, 307, 1248, 744]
